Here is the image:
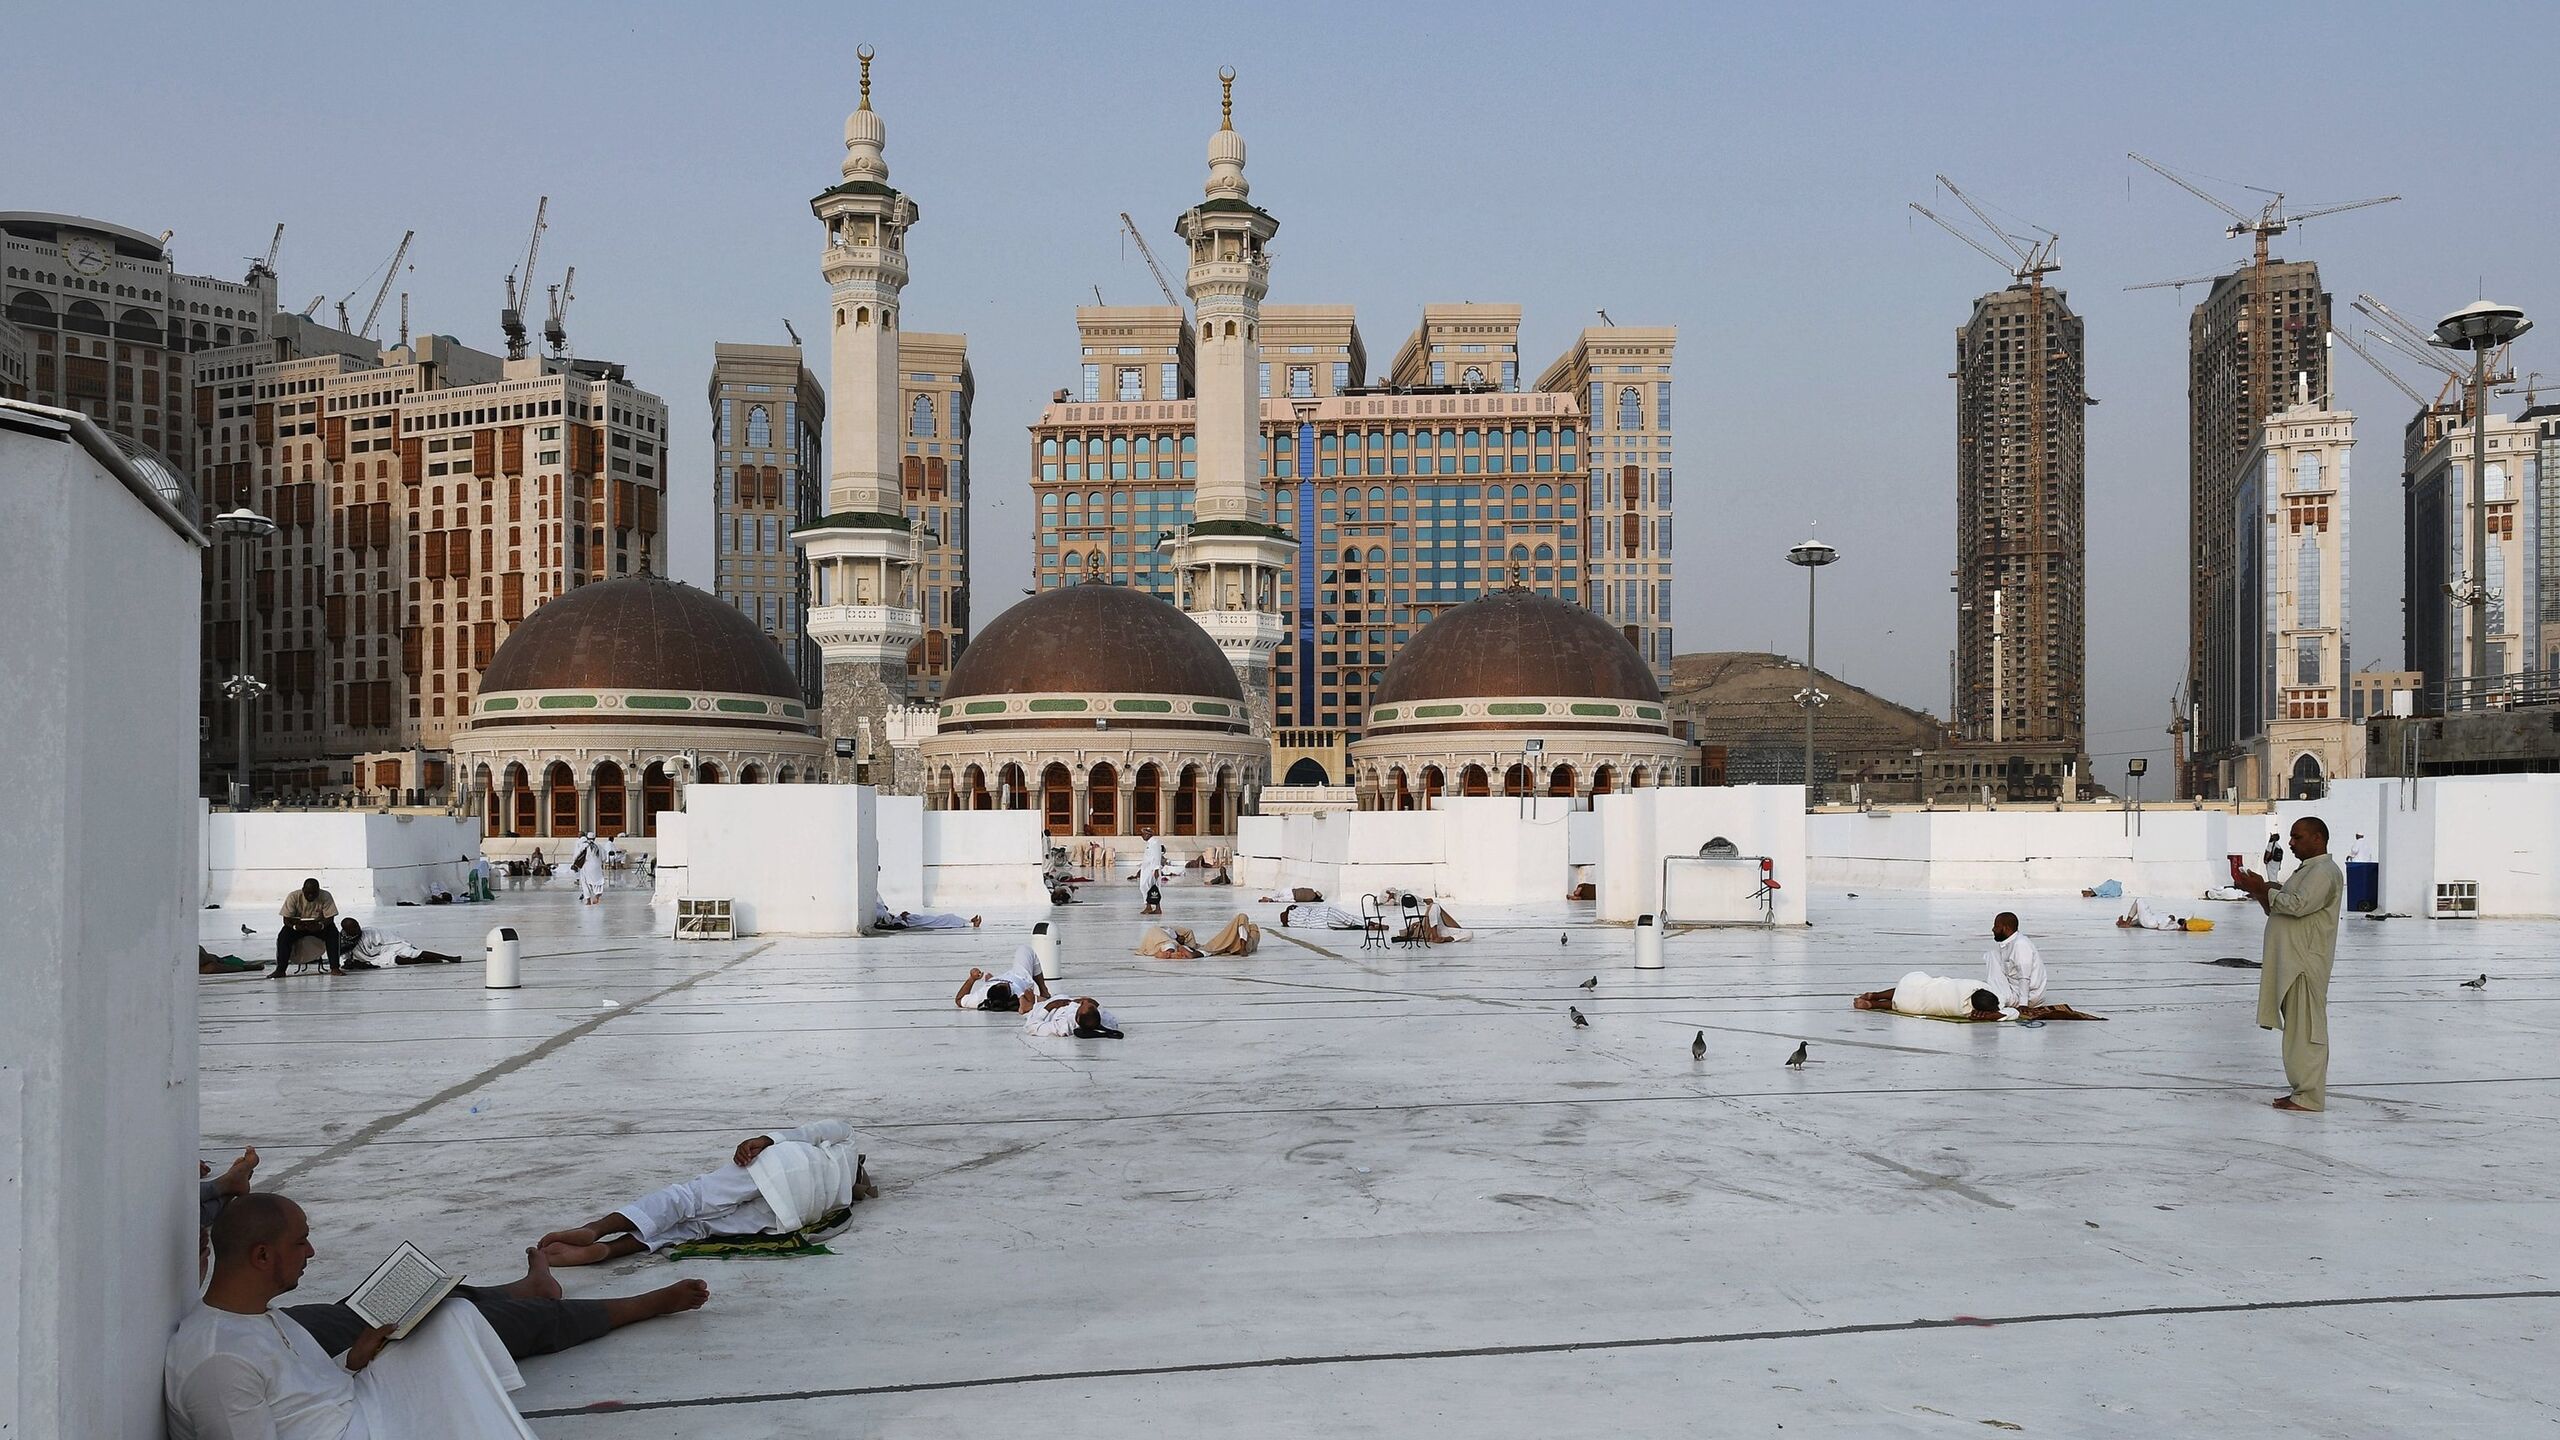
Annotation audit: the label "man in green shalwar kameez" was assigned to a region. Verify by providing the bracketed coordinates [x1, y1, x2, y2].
[2236, 816, 2344, 1112]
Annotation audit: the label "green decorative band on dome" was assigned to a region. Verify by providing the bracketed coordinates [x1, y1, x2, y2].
[1028, 698, 1089, 713]
[1570, 703, 1623, 717]
[1362, 695, 1673, 738]
[626, 695, 692, 711]
[538, 694, 598, 709]
[1113, 698, 1174, 713]
[1488, 702, 1545, 716]
[481, 697, 519, 712]
[1415, 704, 1464, 718]
[466, 688, 817, 736]
[1637, 706, 1662, 720]
[782, 704, 805, 718]
[1372, 707, 1398, 722]
[964, 701, 1006, 715]
[1196, 702, 1232, 716]
[931, 692, 1248, 734]
[715, 698, 770, 714]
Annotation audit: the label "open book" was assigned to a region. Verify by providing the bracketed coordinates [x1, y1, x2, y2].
[344, 1242, 460, 1339]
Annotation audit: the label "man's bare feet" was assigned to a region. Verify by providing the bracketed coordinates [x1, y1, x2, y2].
[214, 1147, 259, 1199]
[651, 1278, 711, 1316]
[970, 915, 983, 927]
[540, 1239, 618, 1267]
[853, 1155, 879, 1202]
[2272, 1096, 2318, 1112]
[501, 1245, 565, 1301]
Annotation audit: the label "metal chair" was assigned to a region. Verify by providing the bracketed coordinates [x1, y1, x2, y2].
[1359, 893, 1391, 950]
[1396, 892, 1426, 949]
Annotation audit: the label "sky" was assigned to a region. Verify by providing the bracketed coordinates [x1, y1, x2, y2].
[10, 0, 2557, 780]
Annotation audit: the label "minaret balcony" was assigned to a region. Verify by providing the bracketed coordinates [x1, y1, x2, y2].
[807, 603, 923, 658]
[1188, 607, 1288, 657]
[1184, 258, 1269, 290]
[823, 247, 909, 287]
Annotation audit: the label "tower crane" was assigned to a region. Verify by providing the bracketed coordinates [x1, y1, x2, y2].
[332, 230, 413, 340]
[501, 196, 549, 361]
[247, 223, 284, 284]
[543, 266, 575, 358]
[299, 294, 325, 318]
[1117, 211, 1184, 312]
[781, 318, 802, 346]
[2330, 326, 2435, 411]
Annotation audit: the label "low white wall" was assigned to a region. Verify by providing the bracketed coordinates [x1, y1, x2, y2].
[1597, 787, 1808, 925]
[921, 810, 1049, 907]
[1439, 798, 1575, 906]
[876, 795, 926, 910]
[2367, 775, 2560, 919]
[680, 785, 876, 935]
[1808, 808, 2246, 899]
[205, 812, 483, 911]
[649, 811, 690, 908]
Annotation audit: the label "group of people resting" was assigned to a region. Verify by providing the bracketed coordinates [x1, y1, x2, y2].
[173, 1120, 879, 1436]
[241, 878, 468, 977]
[1850, 911, 2100, 1021]
[1278, 895, 1472, 944]
[952, 947, 1124, 1037]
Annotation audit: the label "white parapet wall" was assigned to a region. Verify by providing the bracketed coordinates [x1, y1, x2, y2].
[920, 809, 1050, 908]
[1596, 787, 1809, 925]
[877, 795, 926, 911]
[681, 784, 877, 935]
[1806, 808, 2247, 899]
[2314, 774, 2560, 920]
[1, 402, 204, 1437]
[204, 811, 485, 911]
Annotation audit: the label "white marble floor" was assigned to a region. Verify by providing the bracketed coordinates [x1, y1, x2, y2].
[197, 878, 2560, 1437]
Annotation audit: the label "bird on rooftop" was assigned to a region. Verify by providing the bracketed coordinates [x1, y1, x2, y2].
[1560, 932, 1569, 946]
[1785, 1041, 1808, 1068]
[1691, 1031, 1707, 1061]
[1579, 975, 1597, 990]
[1569, 1006, 1588, 1028]
[2461, 974, 2489, 989]
[240, 924, 255, 936]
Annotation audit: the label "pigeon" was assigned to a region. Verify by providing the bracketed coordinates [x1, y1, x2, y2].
[1691, 1031, 1707, 1061]
[1560, 933, 1569, 947]
[1579, 975, 1598, 990]
[240, 924, 255, 936]
[1569, 1006, 1588, 1028]
[2461, 974, 2489, 990]
[1785, 1041, 1808, 1068]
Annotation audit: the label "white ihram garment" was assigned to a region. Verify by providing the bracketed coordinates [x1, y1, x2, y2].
[1281, 902, 1366, 930]
[1890, 971, 2005, 1019]
[959, 948, 1040, 1008]
[2124, 899, 2182, 930]
[1141, 836, 1168, 882]
[164, 1302, 534, 1439]
[1025, 1000, 1121, 1037]
[571, 842, 608, 901]
[1982, 933, 2046, 1007]
[619, 1120, 859, 1247]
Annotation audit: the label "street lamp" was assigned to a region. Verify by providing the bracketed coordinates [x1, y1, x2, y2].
[210, 507, 277, 808]
[1786, 537, 1840, 806]
[2431, 300, 2532, 702]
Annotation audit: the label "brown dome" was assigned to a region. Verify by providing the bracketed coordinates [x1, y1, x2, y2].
[1375, 588, 1661, 706]
[942, 583, 1242, 704]
[478, 573, 802, 700]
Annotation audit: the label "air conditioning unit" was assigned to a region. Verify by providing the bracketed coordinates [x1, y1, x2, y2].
[2433, 882, 2478, 918]
[674, 897, 734, 940]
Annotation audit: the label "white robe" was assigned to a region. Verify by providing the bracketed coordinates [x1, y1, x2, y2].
[900, 910, 973, 930]
[2345, 838, 2373, 864]
[165, 1301, 534, 1439]
[570, 841, 607, 900]
[2123, 899, 2183, 930]
[1025, 999, 1121, 1037]
[348, 929, 424, 964]
[1890, 971, 2005, 1019]
[1140, 836, 1168, 882]
[619, 1120, 858, 1247]
[1982, 934, 2046, 1007]
[959, 949, 1040, 1008]
[1281, 902, 1367, 930]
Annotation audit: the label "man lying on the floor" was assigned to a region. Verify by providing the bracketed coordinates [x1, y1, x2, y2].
[537, 1122, 877, 1266]
[2117, 898, 2191, 930]
[1025, 995, 1124, 1038]
[339, 917, 465, 967]
[1135, 914, 1260, 958]
[872, 899, 982, 931]
[1278, 901, 1367, 929]
[955, 949, 1050, 1012]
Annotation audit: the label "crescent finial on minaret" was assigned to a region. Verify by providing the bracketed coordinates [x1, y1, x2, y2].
[1219, 67, 1236, 130]
[858, 45, 875, 111]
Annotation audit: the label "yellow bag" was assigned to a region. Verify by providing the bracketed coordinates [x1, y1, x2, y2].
[2184, 917, 2215, 932]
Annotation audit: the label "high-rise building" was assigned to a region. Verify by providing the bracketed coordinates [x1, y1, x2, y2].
[1536, 325, 1677, 679]
[1949, 281, 2086, 765]
[200, 332, 669, 800]
[2404, 408, 2538, 709]
[2214, 393, 2359, 799]
[799, 51, 932, 790]
[2523, 398, 2560, 675]
[1391, 303, 1522, 392]
[709, 341, 825, 706]
[1262, 305, 1363, 399]
[897, 330, 972, 698]
[2181, 260, 2330, 793]
[1077, 305, 1191, 403]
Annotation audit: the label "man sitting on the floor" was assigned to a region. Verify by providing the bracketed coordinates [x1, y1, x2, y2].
[954, 948, 1051, 1012]
[1025, 995, 1124, 1039]
[1856, 972, 2009, 1019]
[339, 918, 464, 967]
[1278, 900, 1368, 930]
[272, 877, 346, 977]
[168, 1194, 541, 1438]
[538, 1122, 877, 1266]
[1398, 897, 1472, 944]
[1983, 911, 2045, 1008]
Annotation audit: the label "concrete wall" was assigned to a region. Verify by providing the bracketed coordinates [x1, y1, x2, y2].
[0, 406, 202, 1437]
[679, 785, 877, 935]
[876, 795, 926, 910]
[1596, 787, 1809, 925]
[204, 811, 484, 911]
[1807, 808, 2245, 899]
[2356, 775, 2560, 919]
[919, 810, 1050, 907]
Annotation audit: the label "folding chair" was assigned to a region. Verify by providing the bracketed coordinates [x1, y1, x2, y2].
[1396, 892, 1426, 949]
[1359, 893, 1390, 951]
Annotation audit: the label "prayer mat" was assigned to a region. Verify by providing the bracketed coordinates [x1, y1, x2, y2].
[2199, 957, 2263, 969]
[667, 1205, 855, 1261]
[1870, 1006, 2105, 1024]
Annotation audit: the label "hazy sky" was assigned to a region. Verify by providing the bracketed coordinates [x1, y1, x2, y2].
[11, 1, 2556, 777]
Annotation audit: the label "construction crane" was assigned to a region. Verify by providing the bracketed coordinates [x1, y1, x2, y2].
[2331, 326, 2436, 411]
[299, 294, 325, 318]
[1911, 174, 2073, 750]
[1117, 212, 1184, 312]
[781, 318, 802, 346]
[543, 266, 575, 358]
[332, 230, 412, 340]
[501, 196, 549, 361]
[1596, 309, 1616, 327]
[246, 224, 283, 284]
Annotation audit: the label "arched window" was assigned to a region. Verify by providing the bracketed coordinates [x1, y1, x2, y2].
[911, 393, 935, 437]
[1461, 365, 1486, 386]
[2295, 536, 2323, 629]
[745, 405, 773, 448]
[1617, 387, 1643, 431]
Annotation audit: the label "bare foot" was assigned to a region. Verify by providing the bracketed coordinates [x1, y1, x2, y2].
[853, 1156, 879, 1202]
[970, 915, 983, 928]
[540, 1239, 616, 1267]
[651, 1278, 711, 1316]
[501, 1245, 564, 1301]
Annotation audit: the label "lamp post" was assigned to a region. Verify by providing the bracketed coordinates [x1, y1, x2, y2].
[1787, 537, 1840, 806]
[210, 507, 278, 807]
[2431, 301, 2532, 703]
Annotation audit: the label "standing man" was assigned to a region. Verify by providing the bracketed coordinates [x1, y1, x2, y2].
[2237, 817, 2344, 1112]
[2261, 830, 2287, 884]
[272, 877, 345, 977]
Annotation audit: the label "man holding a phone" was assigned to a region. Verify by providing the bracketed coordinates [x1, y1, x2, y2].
[2234, 817, 2345, 1112]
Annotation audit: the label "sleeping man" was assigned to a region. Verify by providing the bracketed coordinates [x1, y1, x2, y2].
[954, 949, 1050, 1012]
[537, 1122, 877, 1265]
[1855, 972, 2010, 1020]
[1278, 901, 1368, 930]
[1025, 996, 1124, 1039]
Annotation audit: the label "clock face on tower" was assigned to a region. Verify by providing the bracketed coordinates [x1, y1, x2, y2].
[63, 235, 109, 276]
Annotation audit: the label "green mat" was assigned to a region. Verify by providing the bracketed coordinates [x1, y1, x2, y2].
[667, 1205, 855, 1261]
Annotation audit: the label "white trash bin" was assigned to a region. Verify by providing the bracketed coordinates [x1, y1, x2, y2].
[1633, 913, 1664, 970]
[1030, 921, 1060, 980]
[485, 926, 521, 989]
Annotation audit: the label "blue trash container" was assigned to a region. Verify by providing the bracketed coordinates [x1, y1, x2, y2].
[2345, 861, 2379, 913]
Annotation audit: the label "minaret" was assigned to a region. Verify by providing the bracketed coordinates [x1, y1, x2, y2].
[801, 47, 925, 791]
[1172, 68, 1294, 739]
